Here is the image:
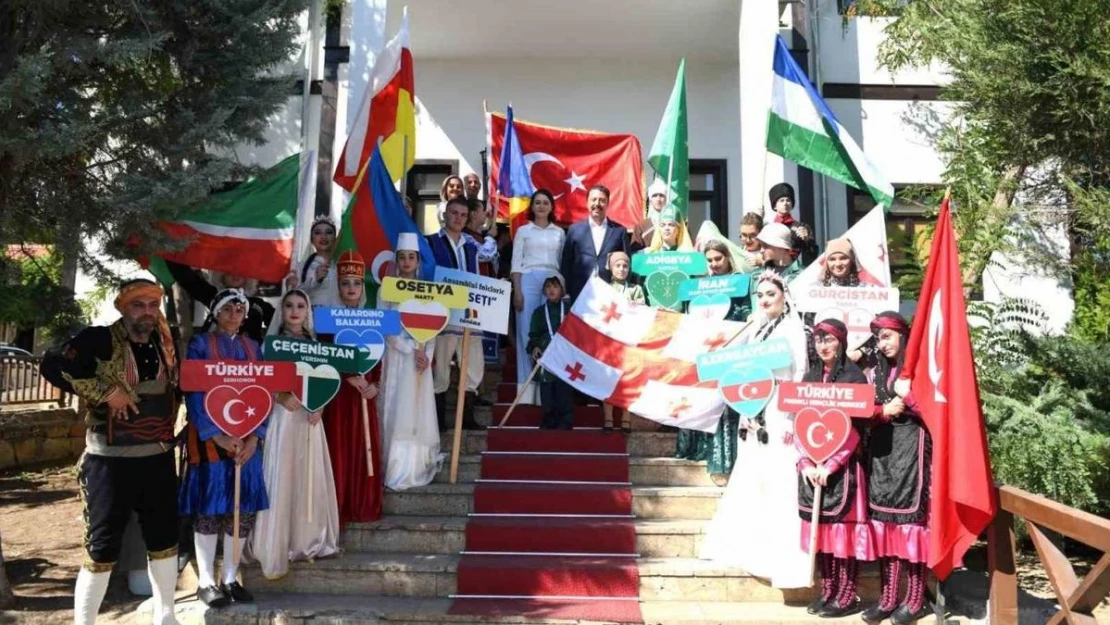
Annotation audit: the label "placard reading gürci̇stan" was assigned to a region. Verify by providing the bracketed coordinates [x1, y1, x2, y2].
[631, 251, 708, 277]
[433, 267, 511, 335]
[379, 276, 470, 308]
[792, 285, 900, 315]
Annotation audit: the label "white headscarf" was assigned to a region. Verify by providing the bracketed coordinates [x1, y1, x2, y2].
[268, 289, 315, 339]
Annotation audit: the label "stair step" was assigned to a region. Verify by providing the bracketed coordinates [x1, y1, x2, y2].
[446, 429, 679, 457]
[192, 592, 964, 625]
[435, 454, 717, 487]
[382, 483, 722, 519]
[486, 428, 628, 454]
[240, 553, 881, 603]
[479, 451, 630, 482]
[342, 516, 710, 558]
[474, 482, 633, 515]
[492, 404, 605, 427]
[456, 554, 640, 598]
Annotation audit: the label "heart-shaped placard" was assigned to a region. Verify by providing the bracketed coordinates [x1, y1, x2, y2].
[334, 328, 385, 373]
[718, 365, 776, 418]
[688, 293, 732, 321]
[293, 362, 341, 412]
[645, 269, 687, 311]
[793, 407, 852, 465]
[204, 384, 273, 439]
[398, 299, 450, 344]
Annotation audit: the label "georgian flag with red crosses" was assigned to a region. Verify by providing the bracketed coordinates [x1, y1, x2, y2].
[539, 278, 747, 432]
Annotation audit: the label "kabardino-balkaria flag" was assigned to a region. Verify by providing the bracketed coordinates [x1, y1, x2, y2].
[767, 36, 894, 209]
[539, 277, 746, 432]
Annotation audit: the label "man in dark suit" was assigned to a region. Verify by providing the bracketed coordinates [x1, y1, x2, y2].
[560, 185, 630, 302]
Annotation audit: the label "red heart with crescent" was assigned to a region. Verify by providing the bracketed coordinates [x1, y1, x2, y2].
[792, 407, 852, 465]
[203, 384, 273, 439]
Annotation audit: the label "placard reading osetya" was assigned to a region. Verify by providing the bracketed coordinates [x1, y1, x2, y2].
[379, 276, 470, 309]
[433, 267, 511, 335]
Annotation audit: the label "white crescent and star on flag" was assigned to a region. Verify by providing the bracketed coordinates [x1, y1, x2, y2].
[522, 152, 588, 197]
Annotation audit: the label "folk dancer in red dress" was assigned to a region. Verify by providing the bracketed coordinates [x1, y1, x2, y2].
[322, 251, 384, 523]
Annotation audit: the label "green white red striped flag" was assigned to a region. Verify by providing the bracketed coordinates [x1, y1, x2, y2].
[151, 154, 302, 283]
[766, 36, 894, 208]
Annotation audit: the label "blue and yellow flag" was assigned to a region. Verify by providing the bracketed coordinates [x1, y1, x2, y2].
[497, 105, 535, 232]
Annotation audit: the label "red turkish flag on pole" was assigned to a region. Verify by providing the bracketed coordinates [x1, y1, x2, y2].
[898, 194, 996, 581]
[486, 112, 645, 229]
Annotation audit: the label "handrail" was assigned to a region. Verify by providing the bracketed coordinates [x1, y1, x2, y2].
[988, 484, 1110, 625]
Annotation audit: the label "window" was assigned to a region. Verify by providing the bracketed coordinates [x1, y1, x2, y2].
[405, 161, 459, 235]
[688, 160, 728, 234]
[847, 184, 940, 285]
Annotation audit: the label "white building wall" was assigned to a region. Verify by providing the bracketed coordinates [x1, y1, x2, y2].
[410, 58, 743, 235]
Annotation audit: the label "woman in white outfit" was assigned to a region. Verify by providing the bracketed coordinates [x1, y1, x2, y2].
[250, 289, 341, 579]
[296, 216, 339, 307]
[510, 189, 565, 403]
[699, 270, 811, 589]
[376, 232, 441, 489]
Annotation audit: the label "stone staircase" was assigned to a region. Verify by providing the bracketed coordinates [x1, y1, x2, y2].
[177, 371, 963, 625]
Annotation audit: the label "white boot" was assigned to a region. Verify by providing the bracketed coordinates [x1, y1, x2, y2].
[146, 556, 179, 625]
[74, 568, 111, 625]
[193, 532, 219, 589]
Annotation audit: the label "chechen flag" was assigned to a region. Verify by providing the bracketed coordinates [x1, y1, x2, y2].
[486, 113, 644, 229]
[539, 278, 745, 432]
[334, 10, 415, 190]
[898, 194, 996, 580]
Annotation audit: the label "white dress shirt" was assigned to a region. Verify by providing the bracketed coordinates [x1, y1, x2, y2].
[511, 222, 565, 274]
[589, 218, 607, 256]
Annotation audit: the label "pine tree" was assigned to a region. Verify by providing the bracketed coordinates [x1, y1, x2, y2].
[0, 0, 309, 272]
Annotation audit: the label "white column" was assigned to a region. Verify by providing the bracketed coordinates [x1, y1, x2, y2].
[738, 1, 799, 223]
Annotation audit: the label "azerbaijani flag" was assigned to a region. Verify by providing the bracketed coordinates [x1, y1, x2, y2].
[766, 36, 894, 208]
[336, 144, 436, 301]
[498, 105, 535, 232]
[146, 154, 300, 284]
[334, 9, 415, 190]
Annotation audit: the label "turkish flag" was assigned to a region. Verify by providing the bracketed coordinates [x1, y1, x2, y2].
[487, 112, 645, 229]
[899, 196, 996, 581]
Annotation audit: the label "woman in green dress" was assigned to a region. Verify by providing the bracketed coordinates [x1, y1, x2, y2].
[673, 239, 751, 485]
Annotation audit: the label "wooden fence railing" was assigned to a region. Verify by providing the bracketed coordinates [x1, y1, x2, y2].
[988, 484, 1110, 625]
[0, 356, 72, 408]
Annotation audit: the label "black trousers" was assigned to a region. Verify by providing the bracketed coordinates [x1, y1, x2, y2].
[540, 380, 574, 429]
[78, 451, 178, 571]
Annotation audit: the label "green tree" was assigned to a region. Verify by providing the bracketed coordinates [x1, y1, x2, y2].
[878, 0, 1110, 289]
[0, 0, 308, 277]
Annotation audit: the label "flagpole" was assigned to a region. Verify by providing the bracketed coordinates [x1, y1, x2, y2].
[498, 361, 543, 428]
[807, 484, 822, 586]
[449, 328, 472, 484]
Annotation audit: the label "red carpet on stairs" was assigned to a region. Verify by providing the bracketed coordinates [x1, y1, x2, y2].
[450, 426, 644, 623]
[492, 403, 607, 428]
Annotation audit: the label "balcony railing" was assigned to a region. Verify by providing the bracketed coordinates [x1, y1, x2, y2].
[0, 356, 73, 408]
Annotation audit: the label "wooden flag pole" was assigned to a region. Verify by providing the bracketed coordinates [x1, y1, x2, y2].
[449, 328, 472, 484]
[306, 419, 314, 523]
[807, 483, 823, 587]
[232, 463, 242, 567]
[498, 361, 542, 428]
[361, 397, 374, 477]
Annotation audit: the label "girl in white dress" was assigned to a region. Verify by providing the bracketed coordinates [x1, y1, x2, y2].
[376, 233, 441, 490]
[510, 189, 565, 403]
[296, 216, 339, 307]
[699, 270, 811, 589]
[250, 289, 341, 579]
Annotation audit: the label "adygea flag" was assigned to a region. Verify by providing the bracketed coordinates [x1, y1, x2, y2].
[767, 36, 894, 208]
[146, 154, 301, 284]
[334, 10, 415, 190]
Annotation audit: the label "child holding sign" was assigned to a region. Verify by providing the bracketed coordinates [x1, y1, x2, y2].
[180, 289, 270, 608]
[527, 275, 574, 430]
[796, 319, 874, 618]
[323, 251, 383, 524]
[377, 233, 440, 490]
[250, 289, 340, 579]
